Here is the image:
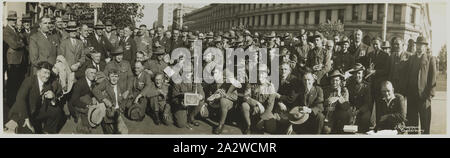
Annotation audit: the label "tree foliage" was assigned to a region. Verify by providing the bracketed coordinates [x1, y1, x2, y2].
[438, 44, 447, 73]
[318, 20, 345, 39]
[66, 3, 144, 28]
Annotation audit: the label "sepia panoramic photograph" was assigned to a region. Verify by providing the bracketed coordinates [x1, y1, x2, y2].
[1, 0, 447, 135]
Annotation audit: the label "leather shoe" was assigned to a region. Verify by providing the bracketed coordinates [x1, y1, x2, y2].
[213, 124, 224, 134]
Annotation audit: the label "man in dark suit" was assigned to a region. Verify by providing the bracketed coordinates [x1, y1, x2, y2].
[87, 21, 113, 63]
[349, 29, 370, 68]
[76, 50, 106, 80]
[405, 36, 437, 134]
[92, 69, 129, 134]
[306, 33, 331, 85]
[29, 16, 59, 75]
[6, 61, 64, 134]
[69, 65, 99, 134]
[119, 26, 137, 63]
[367, 38, 391, 101]
[3, 11, 26, 108]
[292, 71, 325, 134]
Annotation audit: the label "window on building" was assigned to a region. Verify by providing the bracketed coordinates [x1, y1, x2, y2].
[286, 12, 291, 25]
[352, 4, 359, 21]
[252, 16, 256, 26]
[366, 4, 374, 23]
[326, 9, 332, 22]
[410, 7, 416, 24]
[278, 13, 282, 25]
[394, 4, 402, 24]
[338, 9, 345, 23]
[295, 12, 300, 24]
[305, 11, 309, 25]
[315, 10, 320, 24]
[271, 14, 275, 26]
[377, 4, 385, 24]
[265, 14, 268, 26]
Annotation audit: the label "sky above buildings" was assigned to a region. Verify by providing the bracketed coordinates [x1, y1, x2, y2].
[138, 2, 446, 56]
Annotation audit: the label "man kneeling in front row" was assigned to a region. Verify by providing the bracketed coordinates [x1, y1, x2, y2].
[374, 81, 407, 131]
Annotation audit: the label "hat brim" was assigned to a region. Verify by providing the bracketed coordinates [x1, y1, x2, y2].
[7, 17, 18, 20]
[288, 107, 310, 125]
[415, 42, 428, 45]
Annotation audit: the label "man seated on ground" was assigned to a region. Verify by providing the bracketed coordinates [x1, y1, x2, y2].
[290, 71, 325, 134]
[374, 81, 406, 131]
[241, 65, 277, 134]
[76, 50, 106, 80]
[144, 47, 168, 77]
[273, 63, 301, 134]
[171, 67, 206, 129]
[69, 65, 102, 134]
[204, 69, 240, 134]
[323, 70, 351, 134]
[346, 63, 373, 132]
[147, 73, 171, 125]
[124, 61, 153, 121]
[92, 69, 128, 134]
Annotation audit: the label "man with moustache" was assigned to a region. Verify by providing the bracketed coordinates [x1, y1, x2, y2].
[29, 16, 59, 74]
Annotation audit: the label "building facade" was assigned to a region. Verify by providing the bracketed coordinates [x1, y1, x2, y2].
[157, 3, 199, 31]
[183, 3, 432, 45]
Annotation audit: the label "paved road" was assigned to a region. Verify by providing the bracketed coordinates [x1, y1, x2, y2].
[59, 91, 447, 135]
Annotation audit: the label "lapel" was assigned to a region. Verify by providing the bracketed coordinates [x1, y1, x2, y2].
[305, 86, 316, 106]
[106, 83, 117, 103]
[38, 31, 51, 46]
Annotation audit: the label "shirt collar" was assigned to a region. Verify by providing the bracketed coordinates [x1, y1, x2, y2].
[86, 77, 92, 87]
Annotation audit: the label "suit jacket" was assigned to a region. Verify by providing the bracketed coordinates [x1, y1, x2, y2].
[306, 47, 331, 84]
[29, 30, 58, 66]
[92, 80, 127, 108]
[367, 49, 391, 86]
[388, 51, 411, 95]
[69, 77, 94, 113]
[87, 33, 113, 60]
[171, 37, 185, 51]
[347, 80, 372, 112]
[58, 38, 86, 66]
[406, 53, 437, 100]
[8, 75, 60, 122]
[277, 74, 300, 108]
[3, 25, 25, 64]
[128, 71, 153, 97]
[295, 85, 324, 116]
[350, 42, 370, 68]
[119, 36, 137, 62]
[75, 58, 106, 80]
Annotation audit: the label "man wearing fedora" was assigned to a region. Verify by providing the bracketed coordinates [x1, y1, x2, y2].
[346, 63, 373, 132]
[291, 71, 325, 134]
[333, 37, 355, 73]
[405, 36, 437, 134]
[306, 32, 331, 85]
[4, 11, 27, 108]
[104, 20, 120, 49]
[323, 70, 351, 134]
[92, 69, 129, 134]
[58, 21, 86, 74]
[388, 37, 411, 96]
[144, 47, 169, 77]
[374, 81, 406, 131]
[7, 61, 64, 134]
[29, 16, 59, 74]
[88, 21, 114, 62]
[104, 47, 133, 95]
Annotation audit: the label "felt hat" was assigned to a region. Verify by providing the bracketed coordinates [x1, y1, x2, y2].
[348, 63, 366, 74]
[94, 21, 105, 29]
[110, 47, 124, 56]
[65, 21, 78, 32]
[415, 36, 428, 45]
[87, 103, 106, 127]
[328, 69, 345, 79]
[22, 13, 32, 22]
[7, 11, 18, 20]
[288, 106, 310, 125]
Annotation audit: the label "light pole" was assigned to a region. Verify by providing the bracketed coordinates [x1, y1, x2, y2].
[382, 3, 388, 41]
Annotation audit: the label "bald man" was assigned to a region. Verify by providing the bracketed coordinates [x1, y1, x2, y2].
[374, 81, 406, 131]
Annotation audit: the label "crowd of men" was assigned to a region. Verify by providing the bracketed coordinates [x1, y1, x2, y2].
[3, 10, 437, 135]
